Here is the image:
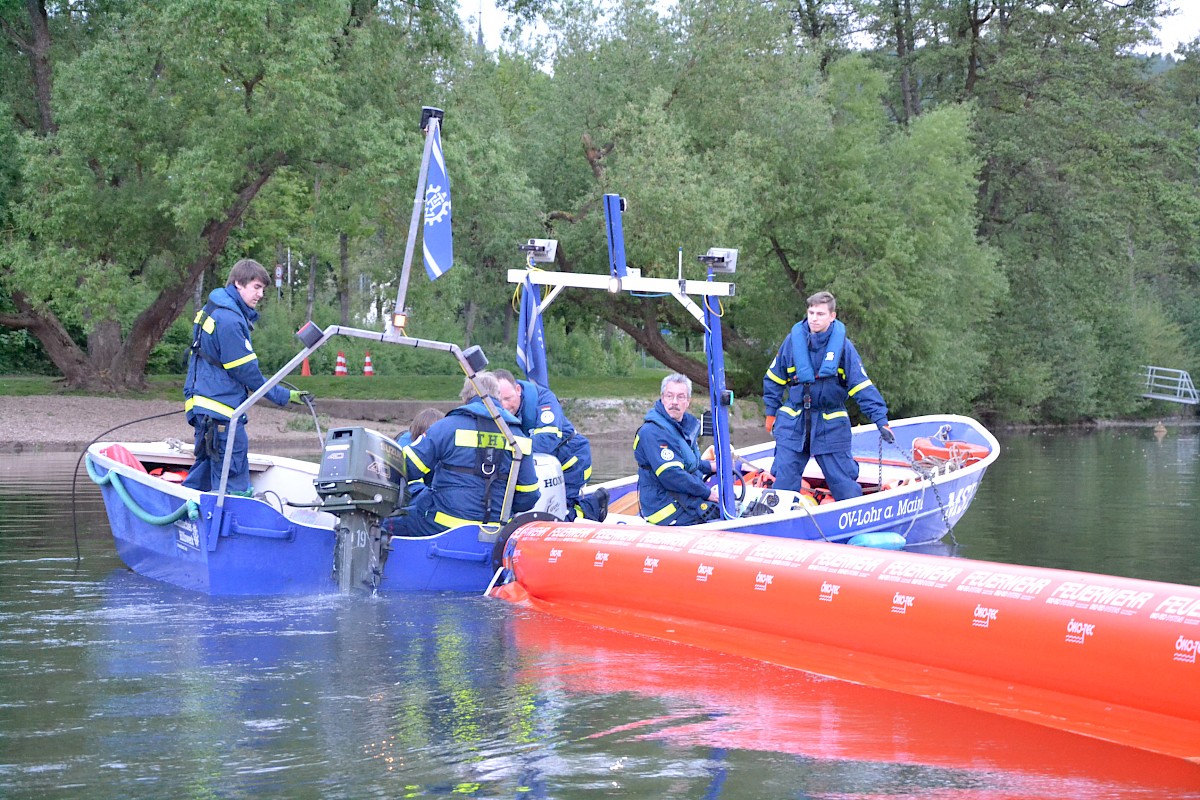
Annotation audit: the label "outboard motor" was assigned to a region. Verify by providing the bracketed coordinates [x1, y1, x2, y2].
[531, 453, 568, 519]
[314, 427, 406, 592]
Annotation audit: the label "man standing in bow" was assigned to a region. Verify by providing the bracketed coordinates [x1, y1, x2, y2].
[182, 259, 305, 494]
[762, 291, 892, 501]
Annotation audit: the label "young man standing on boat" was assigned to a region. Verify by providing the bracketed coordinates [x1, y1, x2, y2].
[182, 259, 303, 494]
[494, 369, 607, 522]
[634, 374, 720, 525]
[763, 291, 892, 501]
[391, 372, 541, 536]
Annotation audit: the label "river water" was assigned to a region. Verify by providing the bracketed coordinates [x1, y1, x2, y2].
[2, 428, 1199, 798]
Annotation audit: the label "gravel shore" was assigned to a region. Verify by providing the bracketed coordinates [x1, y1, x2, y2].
[0, 396, 365, 453]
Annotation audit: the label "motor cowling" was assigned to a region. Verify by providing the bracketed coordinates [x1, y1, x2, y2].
[531, 453, 568, 519]
[314, 427, 407, 592]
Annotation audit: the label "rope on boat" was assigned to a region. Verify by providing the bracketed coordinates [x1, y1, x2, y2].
[85, 455, 199, 526]
[881, 433, 960, 547]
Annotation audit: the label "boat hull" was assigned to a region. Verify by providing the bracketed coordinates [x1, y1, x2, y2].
[600, 414, 998, 546]
[87, 442, 503, 595]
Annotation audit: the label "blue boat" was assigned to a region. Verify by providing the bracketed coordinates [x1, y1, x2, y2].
[86, 435, 544, 595]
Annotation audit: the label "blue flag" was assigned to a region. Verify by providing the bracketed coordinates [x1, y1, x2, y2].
[516, 278, 549, 388]
[422, 121, 453, 280]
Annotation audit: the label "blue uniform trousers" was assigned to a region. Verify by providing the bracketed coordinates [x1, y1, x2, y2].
[772, 439, 861, 501]
[182, 416, 250, 493]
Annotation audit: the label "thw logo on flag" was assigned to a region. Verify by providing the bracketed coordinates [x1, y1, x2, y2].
[422, 120, 452, 280]
[516, 277, 549, 388]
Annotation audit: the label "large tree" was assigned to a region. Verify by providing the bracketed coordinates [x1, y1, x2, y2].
[0, 0, 455, 390]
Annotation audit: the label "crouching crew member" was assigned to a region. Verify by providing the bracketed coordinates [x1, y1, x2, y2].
[182, 259, 301, 494]
[494, 370, 607, 522]
[763, 290, 891, 501]
[634, 373, 719, 525]
[391, 373, 541, 536]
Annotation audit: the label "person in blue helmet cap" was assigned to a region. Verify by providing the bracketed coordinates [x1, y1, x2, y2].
[391, 372, 541, 536]
[182, 259, 305, 494]
[494, 369, 607, 522]
[763, 290, 892, 501]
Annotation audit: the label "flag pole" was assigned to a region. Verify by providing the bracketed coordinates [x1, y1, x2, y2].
[391, 106, 444, 333]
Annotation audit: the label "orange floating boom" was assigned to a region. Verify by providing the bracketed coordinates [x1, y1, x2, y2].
[493, 520, 1200, 763]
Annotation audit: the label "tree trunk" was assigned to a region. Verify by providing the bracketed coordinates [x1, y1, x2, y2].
[338, 232, 350, 325]
[25, 0, 56, 135]
[306, 253, 317, 322]
[463, 299, 477, 347]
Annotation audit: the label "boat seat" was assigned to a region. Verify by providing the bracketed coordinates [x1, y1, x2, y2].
[607, 490, 641, 516]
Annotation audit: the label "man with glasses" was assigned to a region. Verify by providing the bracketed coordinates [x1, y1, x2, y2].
[633, 373, 720, 525]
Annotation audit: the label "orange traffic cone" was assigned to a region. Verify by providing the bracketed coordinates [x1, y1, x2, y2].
[363, 351, 375, 377]
[335, 351, 348, 377]
[301, 357, 312, 377]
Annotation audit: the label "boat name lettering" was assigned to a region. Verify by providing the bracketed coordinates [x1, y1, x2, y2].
[819, 581, 840, 601]
[888, 495, 924, 519]
[754, 572, 773, 591]
[881, 561, 963, 585]
[891, 593, 915, 614]
[696, 564, 715, 582]
[812, 551, 886, 573]
[1153, 595, 1200, 619]
[945, 484, 977, 517]
[643, 557, 659, 573]
[593, 551, 609, 567]
[838, 506, 883, 530]
[1175, 636, 1199, 664]
[1065, 618, 1095, 644]
[972, 605, 999, 628]
[1051, 582, 1154, 610]
[959, 570, 1052, 596]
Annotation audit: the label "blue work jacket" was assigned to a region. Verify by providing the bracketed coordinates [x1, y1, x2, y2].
[402, 399, 541, 532]
[633, 401, 715, 525]
[513, 379, 592, 480]
[183, 286, 290, 422]
[763, 320, 889, 455]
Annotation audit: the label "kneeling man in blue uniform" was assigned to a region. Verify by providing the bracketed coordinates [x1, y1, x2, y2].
[763, 290, 892, 501]
[634, 374, 719, 525]
[182, 259, 304, 494]
[392, 372, 541, 536]
[494, 370, 606, 522]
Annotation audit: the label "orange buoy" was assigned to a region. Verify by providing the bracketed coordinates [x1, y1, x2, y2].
[334, 351, 348, 377]
[912, 436, 989, 464]
[494, 521, 1200, 761]
[363, 350, 375, 377]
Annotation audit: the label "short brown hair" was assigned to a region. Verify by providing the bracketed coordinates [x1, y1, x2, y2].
[807, 291, 836, 312]
[229, 258, 271, 288]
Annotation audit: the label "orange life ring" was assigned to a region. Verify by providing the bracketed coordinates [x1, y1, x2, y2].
[911, 437, 989, 465]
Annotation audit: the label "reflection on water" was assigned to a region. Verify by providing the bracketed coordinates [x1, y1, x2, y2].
[1, 433, 1199, 799]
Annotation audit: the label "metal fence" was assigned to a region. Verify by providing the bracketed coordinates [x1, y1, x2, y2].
[1139, 365, 1200, 405]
